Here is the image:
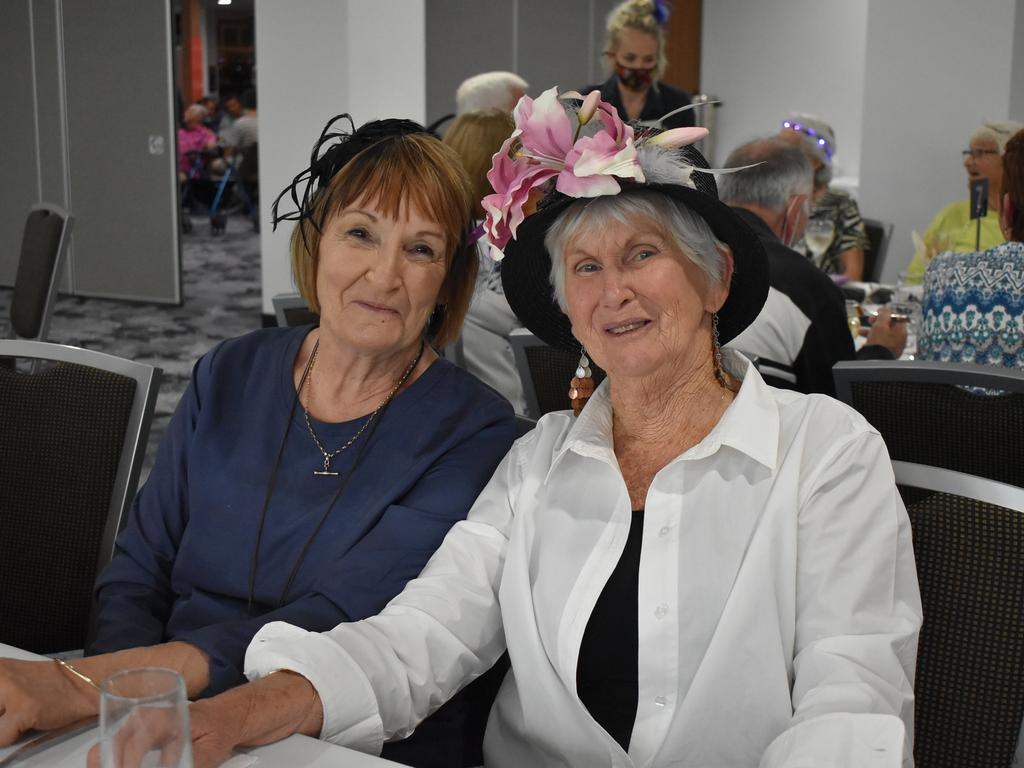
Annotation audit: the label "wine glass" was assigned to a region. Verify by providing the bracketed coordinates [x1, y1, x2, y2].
[100, 668, 192, 768]
[804, 219, 835, 268]
[845, 300, 861, 340]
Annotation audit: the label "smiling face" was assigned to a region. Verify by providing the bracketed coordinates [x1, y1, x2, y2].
[964, 137, 1003, 197]
[315, 199, 448, 357]
[561, 212, 732, 381]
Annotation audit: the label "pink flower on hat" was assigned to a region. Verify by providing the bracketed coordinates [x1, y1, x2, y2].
[482, 87, 650, 259]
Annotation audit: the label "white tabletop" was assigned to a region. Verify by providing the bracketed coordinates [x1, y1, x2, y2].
[0, 644, 400, 767]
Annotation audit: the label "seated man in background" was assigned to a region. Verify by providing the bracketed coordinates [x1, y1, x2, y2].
[720, 137, 904, 395]
[455, 71, 529, 115]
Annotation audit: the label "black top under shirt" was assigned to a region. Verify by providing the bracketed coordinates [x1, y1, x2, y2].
[576, 510, 643, 752]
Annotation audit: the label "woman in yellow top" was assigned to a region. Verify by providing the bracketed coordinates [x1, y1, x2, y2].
[908, 121, 1023, 281]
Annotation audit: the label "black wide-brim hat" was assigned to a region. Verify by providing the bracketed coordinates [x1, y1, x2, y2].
[500, 146, 769, 352]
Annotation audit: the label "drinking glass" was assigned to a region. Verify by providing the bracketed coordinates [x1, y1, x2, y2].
[100, 668, 192, 768]
[804, 219, 835, 266]
[889, 301, 919, 359]
[845, 300, 861, 340]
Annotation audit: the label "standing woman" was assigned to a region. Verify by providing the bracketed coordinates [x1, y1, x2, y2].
[0, 115, 515, 767]
[582, 0, 695, 129]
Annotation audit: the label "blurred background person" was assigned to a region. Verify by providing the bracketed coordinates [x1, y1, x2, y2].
[177, 103, 220, 182]
[222, 88, 257, 160]
[455, 71, 529, 115]
[582, 0, 695, 129]
[443, 110, 527, 413]
[918, 127, 1024, 370]
[908, 120, 1024, 281]
[722, 137, 903, 395]
[779, 113, 869, 281]
[217, 92, 244, 140]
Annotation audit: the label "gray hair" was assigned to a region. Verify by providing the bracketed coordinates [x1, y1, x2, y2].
[455, 72, 529, 115]
[184, 104, 208, 123]
[970, 121, 1024, 154]
[718, 138, 813, 212]
[544, 190, 727, 312]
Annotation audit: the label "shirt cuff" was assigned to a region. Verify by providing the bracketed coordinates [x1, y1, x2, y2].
[759, 713, 908, 768]
[244, 621, 384, 754]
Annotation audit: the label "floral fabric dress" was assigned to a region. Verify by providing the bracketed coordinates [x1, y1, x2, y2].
[919, 241, 1024, 369]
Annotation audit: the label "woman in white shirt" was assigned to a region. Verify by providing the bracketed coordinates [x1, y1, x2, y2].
[173, 88, 922, 768]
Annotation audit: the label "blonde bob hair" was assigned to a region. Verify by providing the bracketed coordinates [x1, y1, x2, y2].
[605, 0, 667, 81]
[289, 132, 477, 348]
[443, 110, 516, 218]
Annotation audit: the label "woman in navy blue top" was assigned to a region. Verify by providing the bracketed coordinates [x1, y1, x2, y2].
[0, 116, 515, 763]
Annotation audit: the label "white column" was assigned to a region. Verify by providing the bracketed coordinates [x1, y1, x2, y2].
[254, 0, 426, 316]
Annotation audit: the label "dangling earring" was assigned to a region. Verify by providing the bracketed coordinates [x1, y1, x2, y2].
[711, 313, 728, 389]
[569, 349, 594, 416]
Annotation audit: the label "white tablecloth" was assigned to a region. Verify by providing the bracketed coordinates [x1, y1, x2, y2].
[0, 643, 400, 767]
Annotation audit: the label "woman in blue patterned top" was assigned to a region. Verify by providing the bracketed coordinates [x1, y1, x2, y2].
[919, 128, 1024, 369]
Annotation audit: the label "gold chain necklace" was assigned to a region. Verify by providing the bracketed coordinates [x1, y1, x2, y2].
[302, 338, 424, 476]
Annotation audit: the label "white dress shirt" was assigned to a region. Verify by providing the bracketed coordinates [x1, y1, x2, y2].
[246, 351, 922, 768]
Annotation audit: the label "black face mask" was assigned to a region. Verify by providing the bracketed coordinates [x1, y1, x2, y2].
[615, 62, 655, 91]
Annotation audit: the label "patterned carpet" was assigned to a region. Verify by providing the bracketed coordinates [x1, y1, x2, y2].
[0, 213, 265, 479]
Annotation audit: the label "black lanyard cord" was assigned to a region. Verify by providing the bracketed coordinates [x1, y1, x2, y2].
[246, 338, 425, 613]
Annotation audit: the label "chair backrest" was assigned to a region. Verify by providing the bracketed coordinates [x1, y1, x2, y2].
[892, 461, 1024, 767]
[509, 328, 606, 419]
[9, 204, 74, 341]
[272, 292, 320, 328]
[862, 217, 893, 283]
[0, 340, 161, 653]
[833, 360, 1024, 487]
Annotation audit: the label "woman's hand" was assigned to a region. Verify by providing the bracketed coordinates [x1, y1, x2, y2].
[84, 697, 240, 768]
[0, 658, 97, 745]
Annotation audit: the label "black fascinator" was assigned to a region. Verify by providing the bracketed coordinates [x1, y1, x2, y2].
[270, 114, 431, 235]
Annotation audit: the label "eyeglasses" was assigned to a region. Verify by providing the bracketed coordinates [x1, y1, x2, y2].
[962, 149, 999, 159]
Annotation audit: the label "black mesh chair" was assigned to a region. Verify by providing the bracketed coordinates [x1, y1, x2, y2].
[893, 461, 1024, 768]
[509, 329, 606, 419]
[862, 217, 893, 283]
[272, 292, 320, 328]
[7, 204, 73, 345]
[0, 340, 161, 653]
[834, 360, 1024, 763]
[833, 360, 1024, 487]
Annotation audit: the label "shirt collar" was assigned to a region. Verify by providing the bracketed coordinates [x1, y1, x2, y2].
[546, 349, 779, 480]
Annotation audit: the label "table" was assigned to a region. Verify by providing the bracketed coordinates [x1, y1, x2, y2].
[0, 644, 400, 767]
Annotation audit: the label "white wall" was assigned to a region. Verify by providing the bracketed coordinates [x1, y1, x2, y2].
[858, 0, 1018, 282]
[254, 0, 426, 315]
[1005, 0, 1024, 121]
[700, 0, 869, 179]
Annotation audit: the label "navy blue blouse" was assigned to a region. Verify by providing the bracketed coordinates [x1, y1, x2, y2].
[91, 326, 516, 695]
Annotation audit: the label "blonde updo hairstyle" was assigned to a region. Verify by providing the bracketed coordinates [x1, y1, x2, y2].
[605, 0, 668, 81]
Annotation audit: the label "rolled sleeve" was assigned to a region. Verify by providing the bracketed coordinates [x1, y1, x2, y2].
[245, 621, 385, 753]
[760, 712, 907, 768]
[779, 427, 921, 766]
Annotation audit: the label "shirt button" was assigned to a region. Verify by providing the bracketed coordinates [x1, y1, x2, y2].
[658, 526, 670, 537]
[654, 696, 667, 707]
[654, 604, 668, 619]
